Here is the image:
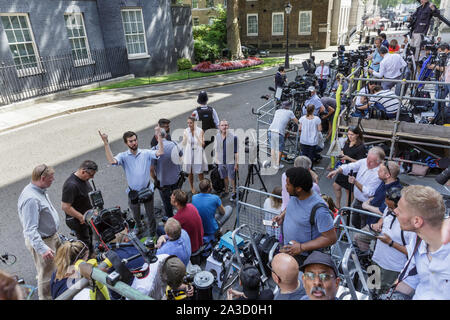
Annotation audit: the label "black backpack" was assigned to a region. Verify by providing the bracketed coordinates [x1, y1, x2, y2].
[196, 106, 216, 132]
[210, 164, 225, 193]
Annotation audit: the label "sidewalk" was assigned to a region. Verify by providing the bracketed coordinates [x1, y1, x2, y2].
[0, 43, 361, 134]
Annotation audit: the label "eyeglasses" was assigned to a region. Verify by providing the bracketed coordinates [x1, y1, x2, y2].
[303, 272, 335, 282]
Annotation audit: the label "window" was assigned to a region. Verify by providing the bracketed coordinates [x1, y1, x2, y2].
[193, 17, 200, 26]
[0, 14, 41, 74]
[247, 14, 258, 36]
[272, 12, 284, 36]
[64, 13, 92, 65]
[206, 0, 214, 8]
[299, 11, 312, 35]
[192, 0, 198, 9]
[120, 9, 149, 58]
[223, 0, 227, 7]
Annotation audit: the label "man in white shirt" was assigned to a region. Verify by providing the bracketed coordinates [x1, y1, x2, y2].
[393, 185, 450, 300]
[315, 60, 330, 96]
[368, 45, 407, 92]
[268, 101, 298, 170]
[327, 146, 384, 229]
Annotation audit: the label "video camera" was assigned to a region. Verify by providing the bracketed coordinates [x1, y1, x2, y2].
[332, 45, 371, 76]
[84, 187, 134, 244]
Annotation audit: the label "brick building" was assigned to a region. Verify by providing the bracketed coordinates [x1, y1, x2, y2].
[183, 0, 227, 26]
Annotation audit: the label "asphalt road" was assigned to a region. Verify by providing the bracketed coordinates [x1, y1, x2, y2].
[0, 69, 336, 299]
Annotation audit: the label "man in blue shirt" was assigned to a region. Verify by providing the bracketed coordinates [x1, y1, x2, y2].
[192, 179, 227, 243]
[303, 87, 326, 116]
[151, 128, 183, 218]
[98, 128, 164, 237]
[156, 218, 191, 266]
[368, 37, 385, 73]
[273, 167, 337, 267]
[356, 161, 402, 251]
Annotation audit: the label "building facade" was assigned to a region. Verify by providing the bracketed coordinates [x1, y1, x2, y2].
[0, 0, 193, 78]
[183, 0, 227, 26]
[237, 0, 334, 50]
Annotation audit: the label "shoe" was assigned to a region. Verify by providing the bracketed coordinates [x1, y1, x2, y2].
[230, 192, 237, 201]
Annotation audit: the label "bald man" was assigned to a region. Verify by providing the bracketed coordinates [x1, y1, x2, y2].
[271, 253, 306, 300]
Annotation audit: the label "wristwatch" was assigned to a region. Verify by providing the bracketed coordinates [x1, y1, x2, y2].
[389, 240, 394, 247]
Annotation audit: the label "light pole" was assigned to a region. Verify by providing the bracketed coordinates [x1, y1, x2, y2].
[284, 2, 292, 69]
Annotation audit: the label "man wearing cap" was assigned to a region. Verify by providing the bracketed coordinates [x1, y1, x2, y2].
[271, 253, 306, 300]
[161, 256, 194, 300]
[300, 251, 340, 300]
[227, 264, 274, 300]
[268, 100, 298, 170]
[191, 91, 220, 165]
[18, 164, 62, 300]
[303, 86, 327, 117]
[61, 160, 98, 254]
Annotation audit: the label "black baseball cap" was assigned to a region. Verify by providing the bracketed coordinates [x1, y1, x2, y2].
[300, 251, 339, 277]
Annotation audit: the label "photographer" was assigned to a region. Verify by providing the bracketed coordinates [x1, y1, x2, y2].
[303, 87, 326, 116]
[61, 160, 98, 254]
[409, 0, 439, 61]
[330, 73, 349, 98]
[156, 218, 191, 266]
[275, 66, 287, 91]
[98, 129, 164, 237]
[227, 264, 274, 300]
[315, 60, 330, 96]
[150, 127, 182, 218]
[352, 81, 378, 118]
[427, 43, 449, 123]
[151, 119, 171, 148]
[368, 37, 386, 73]
[369, 85, 402, 119]
[368, 44, 407, 93]
[161, 256, 194, 300]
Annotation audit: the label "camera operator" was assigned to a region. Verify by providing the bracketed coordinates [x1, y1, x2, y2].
[268, 100, 298, 170]
[151, 119, 171, 148]
[368, 44, 407, 93]
[368, 37, 386, 73]
[352, 81, 378, 118]
[369, 85, 402, 119]
[330, 73, 349, 98]
[303, 87, 327, 117]
[275, 66, 287, 91]
[98, 129, 164, 237]
[409, 0, 439, 61]
[427, 43, 450, 122]
[161, 255, 194, 300]
[150, 127, 182, 218]
[61, 160, 98, 254]
[17, 164, 62, 300]
[315, 60, 330, 96]
[273, 167, 337, 267]
[227, 264, 274, 300]
[391, 185, 450, 300]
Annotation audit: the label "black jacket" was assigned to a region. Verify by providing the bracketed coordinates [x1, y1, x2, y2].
[412, 2, 439, 34]
[274, 71, 286, 88]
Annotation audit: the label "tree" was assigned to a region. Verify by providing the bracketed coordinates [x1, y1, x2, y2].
[226, 0, 243, 60]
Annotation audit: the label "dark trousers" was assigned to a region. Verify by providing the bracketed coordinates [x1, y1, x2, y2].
[128, 196, 156, 237]
[65, 216, 93, 253]
[318, 79, 327, 96]
[351, 199, 366, 229]
[301, 144, 317, 167]
[158, 183, 179, 218]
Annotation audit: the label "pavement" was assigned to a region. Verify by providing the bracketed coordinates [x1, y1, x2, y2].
[0, 43, 363, 134]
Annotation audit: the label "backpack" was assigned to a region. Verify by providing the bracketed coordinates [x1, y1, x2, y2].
[210, 164, 225, 193]
[309, 202, 335, 240]
[196, 106, 217, 132]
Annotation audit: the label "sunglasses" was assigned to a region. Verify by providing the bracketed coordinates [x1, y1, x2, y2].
[303, 272, 335, 282]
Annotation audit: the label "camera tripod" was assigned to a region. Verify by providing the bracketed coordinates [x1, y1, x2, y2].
[238, 162, 268, 203]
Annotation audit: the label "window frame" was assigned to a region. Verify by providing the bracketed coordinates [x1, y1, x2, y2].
[192, 0, 198, 9]
[120, 8, 150, 60]
[272, 12, 284, 36]
[298, 10, 312, 36]
[0, 13, 43, 77]
[206, 0, 215, 8]
[193, 17, 200, 26]
[247, 14, 258, 36]
[64, 12, 94, 67]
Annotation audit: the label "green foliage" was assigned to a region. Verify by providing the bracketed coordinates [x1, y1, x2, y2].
[192, 4, 227, 63]
[177, 58, 192, 71]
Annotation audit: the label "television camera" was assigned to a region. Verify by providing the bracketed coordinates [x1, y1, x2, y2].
[331, 45, 372, 76]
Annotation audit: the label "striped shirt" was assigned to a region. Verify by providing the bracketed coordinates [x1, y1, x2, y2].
[370, 90, 401, 115]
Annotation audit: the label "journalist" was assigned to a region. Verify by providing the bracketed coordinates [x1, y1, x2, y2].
[369, 85, 402, 119]
[368, 44, 407, 93]
[98, 128, 164, 237]
[275, 66, 287, 91]
[151, 118, 171, 148]
[227, 264, 274, 300]
[161, 255, 194, 300]
[427, 43, 449, 123]
[150, 127, 183, 218]
[409, 0, 439, 61]
[17, 164, 62, 300]
[303, 86, 326, 116]
[61, 160, 98, 253]
[156, 218, 191, 266]
[368, 37, 385, 73]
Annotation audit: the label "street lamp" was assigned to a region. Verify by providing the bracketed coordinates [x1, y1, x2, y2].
[284, 2, 292, 69]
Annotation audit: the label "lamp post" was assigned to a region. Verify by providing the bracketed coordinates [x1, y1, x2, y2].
[284, 2, 292, 69]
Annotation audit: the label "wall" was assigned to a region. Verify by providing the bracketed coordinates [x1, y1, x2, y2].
[171, 5, 194, 61]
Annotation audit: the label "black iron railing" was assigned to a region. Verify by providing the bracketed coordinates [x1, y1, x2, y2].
[0, 47, 130, 106]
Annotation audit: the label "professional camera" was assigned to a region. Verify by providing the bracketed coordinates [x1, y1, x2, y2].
[213, 245, 232, 262]
[85, 188, 133, 243]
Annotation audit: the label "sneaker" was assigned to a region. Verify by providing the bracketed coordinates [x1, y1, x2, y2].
[230, 192, 237, 201]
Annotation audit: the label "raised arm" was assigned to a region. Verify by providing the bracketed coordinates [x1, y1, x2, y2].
[98, 130, 117, 165]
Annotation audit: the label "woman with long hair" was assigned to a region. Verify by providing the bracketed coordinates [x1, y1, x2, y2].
[332, 126, 366, 209]
[182, 116, 208, 194]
